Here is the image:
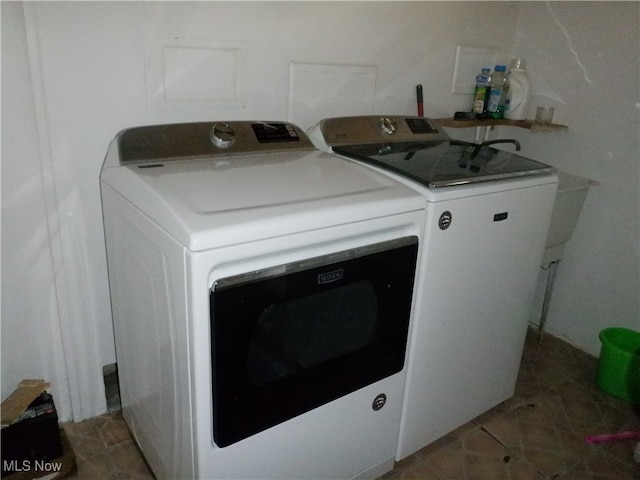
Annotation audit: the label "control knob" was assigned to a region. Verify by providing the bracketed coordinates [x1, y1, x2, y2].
[378, 117, 398, 135]
[210, 123, 236, 148]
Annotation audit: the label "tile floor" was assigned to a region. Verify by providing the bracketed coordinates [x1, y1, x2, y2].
[61, 328, 640, 480]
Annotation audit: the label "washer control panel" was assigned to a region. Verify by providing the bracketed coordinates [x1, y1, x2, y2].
[118, 121, 314, 165]
[316, 115, 449, 147]
[378, 117, 399, 135]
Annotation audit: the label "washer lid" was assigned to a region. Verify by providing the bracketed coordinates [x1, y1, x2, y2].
[100, 149, 424, 251]
[334, 140, 555, 188]
[311, 115, 555, 188]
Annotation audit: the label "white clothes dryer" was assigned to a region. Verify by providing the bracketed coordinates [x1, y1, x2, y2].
[100, 121, 426, 479]
[308, 116, 558, 460]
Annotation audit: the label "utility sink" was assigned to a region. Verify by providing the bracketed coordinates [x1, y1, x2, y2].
[543, 171, 598, 265]
[537, 171, 597, 337]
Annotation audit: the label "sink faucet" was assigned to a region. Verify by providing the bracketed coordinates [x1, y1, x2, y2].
[479, 139, 521, 151]
[451, 138, 522, 161]
[470, 139, 521, 159]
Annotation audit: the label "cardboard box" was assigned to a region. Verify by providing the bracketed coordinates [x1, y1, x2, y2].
[1, 380, 74, 479]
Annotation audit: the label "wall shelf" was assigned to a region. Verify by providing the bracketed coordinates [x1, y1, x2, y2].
[434, 117, 568, 132]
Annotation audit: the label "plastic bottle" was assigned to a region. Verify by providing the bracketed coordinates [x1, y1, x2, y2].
[471, 67, 491, 115]
[486, 65, 509, 119]
[505, 58, 530, 120]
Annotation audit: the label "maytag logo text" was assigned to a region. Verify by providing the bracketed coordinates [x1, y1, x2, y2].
[317, 268, 344, 285]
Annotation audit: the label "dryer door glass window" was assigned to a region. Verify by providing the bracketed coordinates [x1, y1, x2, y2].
[210, 236, 418, 448]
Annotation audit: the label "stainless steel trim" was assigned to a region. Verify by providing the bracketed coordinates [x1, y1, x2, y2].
[428, 168, 556, 188]
[212, 235, 418, 291]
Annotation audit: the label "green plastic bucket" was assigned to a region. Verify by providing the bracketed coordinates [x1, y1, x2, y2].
[597, 327, 640, 404]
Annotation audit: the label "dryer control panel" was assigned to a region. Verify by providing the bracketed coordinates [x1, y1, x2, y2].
[117, 121, 315, 165]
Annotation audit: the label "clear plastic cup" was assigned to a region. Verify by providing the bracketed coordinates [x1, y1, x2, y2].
[535, 106, 555, 124]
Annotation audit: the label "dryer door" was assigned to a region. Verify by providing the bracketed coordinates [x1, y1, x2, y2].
[210, 236, 418, 448]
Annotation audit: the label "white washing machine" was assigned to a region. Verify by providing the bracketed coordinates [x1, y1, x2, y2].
[100, 121, 426, 479]
[308, 116, 558, 459]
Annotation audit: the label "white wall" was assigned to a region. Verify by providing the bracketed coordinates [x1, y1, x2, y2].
[496, 2, 639, 353]
[1, 1, 75, 416]
[1, 1, 149, 421]
[2, 1, 638, 421]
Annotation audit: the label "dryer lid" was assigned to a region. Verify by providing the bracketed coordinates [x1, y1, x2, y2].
[130, 149, 408, 214]
[101, 124, 424, 251]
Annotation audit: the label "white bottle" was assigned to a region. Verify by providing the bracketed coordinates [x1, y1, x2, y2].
[505, 58, 530, 120]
